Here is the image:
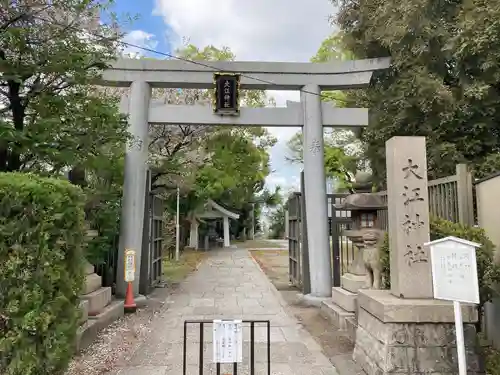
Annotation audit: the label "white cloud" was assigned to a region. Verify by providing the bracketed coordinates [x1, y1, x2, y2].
[267, 173, 301, 193]
[153, 0, 334, 62]
[122, 30, 159, 58]
[153, 0, 335, 191]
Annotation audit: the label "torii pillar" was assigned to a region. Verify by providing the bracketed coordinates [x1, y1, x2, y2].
[301, 84, 332, 299]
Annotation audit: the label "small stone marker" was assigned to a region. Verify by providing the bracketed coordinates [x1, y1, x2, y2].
[386, 136, 433, 298]
[426, 236, 480, 375]
[213, 320, 243, 363]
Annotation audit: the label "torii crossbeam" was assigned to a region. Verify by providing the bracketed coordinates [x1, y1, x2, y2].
[102, 57, 390, 300]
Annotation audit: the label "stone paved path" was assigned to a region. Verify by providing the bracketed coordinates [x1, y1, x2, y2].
[111, 249, 339, 375]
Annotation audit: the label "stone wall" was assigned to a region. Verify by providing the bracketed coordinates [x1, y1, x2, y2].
[354, 306, 482, 374]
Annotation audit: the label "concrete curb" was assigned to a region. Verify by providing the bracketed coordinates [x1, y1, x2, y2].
[247, 250, 293, 310]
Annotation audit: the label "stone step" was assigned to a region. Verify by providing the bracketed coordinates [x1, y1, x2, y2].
[78, 300, 89, 325]
[89, 299, 124, 325]
[76, 299, 125, 352]
[81, 286, 112, 316]
[332, 286, 357, 312]
[345, 316, 357, 342]
[320, 299, 355, 331]
[83, 273, 102, 295]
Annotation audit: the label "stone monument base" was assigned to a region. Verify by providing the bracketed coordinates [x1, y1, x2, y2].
[353, 289, 483, 374]
[341, 273, 366, 293]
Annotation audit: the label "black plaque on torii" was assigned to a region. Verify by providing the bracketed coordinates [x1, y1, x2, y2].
[213, 72, 241, 116]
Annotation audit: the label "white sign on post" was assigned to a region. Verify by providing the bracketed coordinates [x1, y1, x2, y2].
[426, 236, 481, 375]
[213, 320, 243, 363]
[124, 249, 136, 282]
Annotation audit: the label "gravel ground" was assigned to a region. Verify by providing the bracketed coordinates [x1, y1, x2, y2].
[65, 288, 172, 375]
[66, 251, 206, 375]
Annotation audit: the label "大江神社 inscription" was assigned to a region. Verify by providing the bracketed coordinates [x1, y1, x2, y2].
[401, 159, 428, 267]
[402, 186, 425, 205]
[213, 73, 240, 116]
[402, 158, 423, 180]
[404, 244, 427, 265]
[386, 137, 433, 298]
[402, 213, 425, 234]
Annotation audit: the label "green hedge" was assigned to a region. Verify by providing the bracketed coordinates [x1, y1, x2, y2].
[380, 216, 500, 310]
[0, 173, 86, 375]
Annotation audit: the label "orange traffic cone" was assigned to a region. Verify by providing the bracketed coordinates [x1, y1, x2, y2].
[124, 282, 137, 313]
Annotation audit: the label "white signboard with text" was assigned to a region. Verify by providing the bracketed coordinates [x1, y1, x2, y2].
[124, 249, 136, 282]
[427, 235, 481, 375]
[213, 320, 243, 363]
[428, 236, 480, 304]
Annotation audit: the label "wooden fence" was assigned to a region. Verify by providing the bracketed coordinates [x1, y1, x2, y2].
[377, 164, 474, 228]
[287, 164, 475, 291]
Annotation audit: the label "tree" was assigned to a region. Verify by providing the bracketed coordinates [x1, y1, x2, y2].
[0, 0, 130, 175]
[286, 129, 363, 190]
[0, 1, 134, 269]
[185, 126, 276, 237]
[268, 202, 287, 239]
[286, 32, 368, 191]
[334, 0, 500, 187]
[311, 33, 355, 106]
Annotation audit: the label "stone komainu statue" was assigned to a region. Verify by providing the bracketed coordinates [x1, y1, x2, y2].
[362, 229, 384, 289]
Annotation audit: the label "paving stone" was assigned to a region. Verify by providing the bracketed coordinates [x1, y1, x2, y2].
[113, 249, 337, 374]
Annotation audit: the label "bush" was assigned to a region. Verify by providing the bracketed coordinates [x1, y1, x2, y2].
[0, 173, 86, 375]
[480, 334, 500, 375]
[380, 231, 390, 289]
[380, 215, 500, 311]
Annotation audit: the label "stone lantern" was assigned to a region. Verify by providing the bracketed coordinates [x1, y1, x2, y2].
[335, 190, 386, 279]
[328, 172, 387, 337]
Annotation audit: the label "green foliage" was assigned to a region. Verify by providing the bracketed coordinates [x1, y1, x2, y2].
[324, 147, 359, 191]
[379, 231, 390, 289]
[1, 0, 130, 174]
[310, 32, 355, 106]
[0, 173, 86, 375]
[379, 216, 500, 310]
[334, 0, 500, 186]
[1, 1, 131, 267]
[84, 149, 126, 266]
[268, 203, 287, 239]
[477, 331, 500, 375]
[194, 128, 275, 207]
[84, 187, 122, 265]
[286, 130, 362, 189]
[285, 32, 368, 191]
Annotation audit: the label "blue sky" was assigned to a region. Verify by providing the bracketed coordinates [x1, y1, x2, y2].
[109, 0, 336, 195]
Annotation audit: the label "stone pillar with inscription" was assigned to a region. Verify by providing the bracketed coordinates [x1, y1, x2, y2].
[387, 136, 433, 298]
[353, 137, 482, 375]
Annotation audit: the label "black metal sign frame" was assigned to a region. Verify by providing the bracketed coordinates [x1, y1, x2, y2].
[213, 72, 241, 116]
[183, 319, 271, 375]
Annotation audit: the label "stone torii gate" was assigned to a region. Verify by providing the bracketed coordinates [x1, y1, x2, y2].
[101, 57, 390, 299]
